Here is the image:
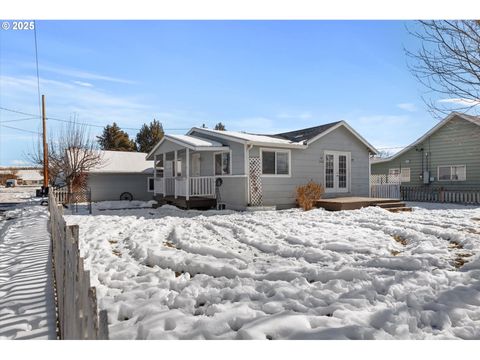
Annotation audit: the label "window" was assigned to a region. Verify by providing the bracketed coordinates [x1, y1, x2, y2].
[261, 149, 290, 176]
[389, 168, 410, 182]
[388, 168, 400, 176]
[214, 152, 231, 175]
[147, 177, 154, 192]
[400, 168, 410, 182]
[438, 165, 466, 181]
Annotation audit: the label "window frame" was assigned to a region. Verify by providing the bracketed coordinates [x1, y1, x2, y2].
[147, 176, 154, 192]
[260, 148, 292, 177]
[389, 167, 410, 183]
[213, 150, 232, 176]
[437, 165, 466, 181]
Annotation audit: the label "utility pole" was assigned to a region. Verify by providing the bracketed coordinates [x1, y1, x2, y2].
[42, 94, 49, 189]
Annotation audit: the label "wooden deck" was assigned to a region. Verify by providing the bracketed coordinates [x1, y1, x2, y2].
[316, 197, 411, 212]
[155, 195, 217, 210]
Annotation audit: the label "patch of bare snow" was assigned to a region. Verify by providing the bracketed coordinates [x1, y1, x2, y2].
[65, 203, 480, 340]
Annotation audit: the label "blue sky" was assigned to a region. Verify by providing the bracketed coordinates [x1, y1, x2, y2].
[0, 20, 441, 165]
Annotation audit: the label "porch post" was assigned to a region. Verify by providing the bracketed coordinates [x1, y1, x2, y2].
[186, 148, 190, 201]
[153, 154, 157, 196]
[174, 150, 178, 199]
[163, 152, 166, 196]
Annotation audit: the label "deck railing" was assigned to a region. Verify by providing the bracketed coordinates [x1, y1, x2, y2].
[175, 178, 187, 197]
[400, 186, 480, 204]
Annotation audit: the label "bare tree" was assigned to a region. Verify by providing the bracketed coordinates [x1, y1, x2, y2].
[26, 120, 103, 192]
[406, 20, 480, 117]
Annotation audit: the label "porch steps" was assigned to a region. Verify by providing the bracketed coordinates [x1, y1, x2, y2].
[374, 201, 412, 213]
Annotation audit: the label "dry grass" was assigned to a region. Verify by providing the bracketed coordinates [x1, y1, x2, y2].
[448, 241, 463, 249]
[390, 250, 401, 256]
[296, 181, 325, 211]
[164, 241, 177, 249]
[392, 235, 408, 246]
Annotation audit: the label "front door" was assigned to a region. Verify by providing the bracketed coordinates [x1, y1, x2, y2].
[191, 153, 201, 177]
[324, 151, 350, 193]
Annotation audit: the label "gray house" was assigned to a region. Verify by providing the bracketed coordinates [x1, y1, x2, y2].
[371, 112, 480, 191]
[88, 150, 154, 202]
[146, 121, 377, 210]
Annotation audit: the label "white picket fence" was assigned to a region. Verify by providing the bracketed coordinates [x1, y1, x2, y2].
[370, 174, 401, 199]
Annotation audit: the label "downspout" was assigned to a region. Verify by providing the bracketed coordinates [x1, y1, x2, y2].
[246, 143, 253, 205]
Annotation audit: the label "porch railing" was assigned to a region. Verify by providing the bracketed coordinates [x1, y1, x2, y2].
[190, 176, 215, 196]
[154, 176, 216, 198]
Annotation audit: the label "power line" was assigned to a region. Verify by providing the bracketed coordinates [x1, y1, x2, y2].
[0, 123, 42, 135]
[0, 117, 39, 123]
[0, 107, 190, 131]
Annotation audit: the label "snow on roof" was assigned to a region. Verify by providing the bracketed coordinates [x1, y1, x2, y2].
[90, 150, 153, 174]
[167, 134, 224, 147]
[16, 169, 43, 181]
[190, 128, 302, 145]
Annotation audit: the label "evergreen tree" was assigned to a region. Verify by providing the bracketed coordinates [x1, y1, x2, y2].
[214, 122, 226, 131]
[135, 119, 165, 153]
[97, 122, 137, 151]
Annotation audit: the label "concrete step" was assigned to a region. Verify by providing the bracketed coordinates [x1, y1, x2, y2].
[387, 207, 412, 213]
[375, 202, 406, 209]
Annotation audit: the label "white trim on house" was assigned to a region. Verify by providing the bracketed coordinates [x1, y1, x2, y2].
[213, 150, 233, 176]
[374, 112, 480, 164]
[147, 177, 154, 192]
[307, 121, 378, 154]
[437, 164, 467, 181]
[323, 150, 351, 193]
[389, 168, 411, 183]
[146, 134, 229, 160]
[259, 148, 292, 178]
[187, 127, 308, 149]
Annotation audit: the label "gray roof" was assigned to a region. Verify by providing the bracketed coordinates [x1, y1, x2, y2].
[273, 121, 342, 143]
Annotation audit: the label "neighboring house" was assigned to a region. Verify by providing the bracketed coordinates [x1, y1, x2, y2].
[0, 167, 43, 185]
[371, 112, 480, 190]
[87, 150, 154, 202]
[146, 121, 377, 210]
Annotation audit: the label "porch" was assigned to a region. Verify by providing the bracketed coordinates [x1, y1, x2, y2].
[148, 134, 232, 208]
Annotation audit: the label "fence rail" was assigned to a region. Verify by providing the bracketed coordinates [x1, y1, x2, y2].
[400, 186, 480, 204]
[370, 174, 401, 199]
[48, 191, 109, 339]
[371, 183, 400, 199]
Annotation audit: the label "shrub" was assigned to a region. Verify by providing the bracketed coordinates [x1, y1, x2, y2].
[296, 181, 325, 211]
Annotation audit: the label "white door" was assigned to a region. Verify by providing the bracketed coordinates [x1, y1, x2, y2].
[324, 151, 350, 193]
[191, 153, 201, 177]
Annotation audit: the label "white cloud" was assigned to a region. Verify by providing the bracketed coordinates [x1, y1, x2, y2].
[438, 98, 480, 106]
[397, 103, 417, 112]
[40, 64, 136, 85]
[72, 80, 94, 87]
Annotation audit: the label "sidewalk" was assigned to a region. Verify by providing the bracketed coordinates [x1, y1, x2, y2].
[0, 202, 57, 339]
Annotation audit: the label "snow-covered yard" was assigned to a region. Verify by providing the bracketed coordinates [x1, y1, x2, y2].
[0, 186, 38, 203]
[65, 202, 480, 340]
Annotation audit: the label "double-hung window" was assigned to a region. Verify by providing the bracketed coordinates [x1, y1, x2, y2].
[438, 165, 466, 181]
[389, 168, 410, 182]
[214, 152, 231, 175]
[261, 149, 290, 176]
